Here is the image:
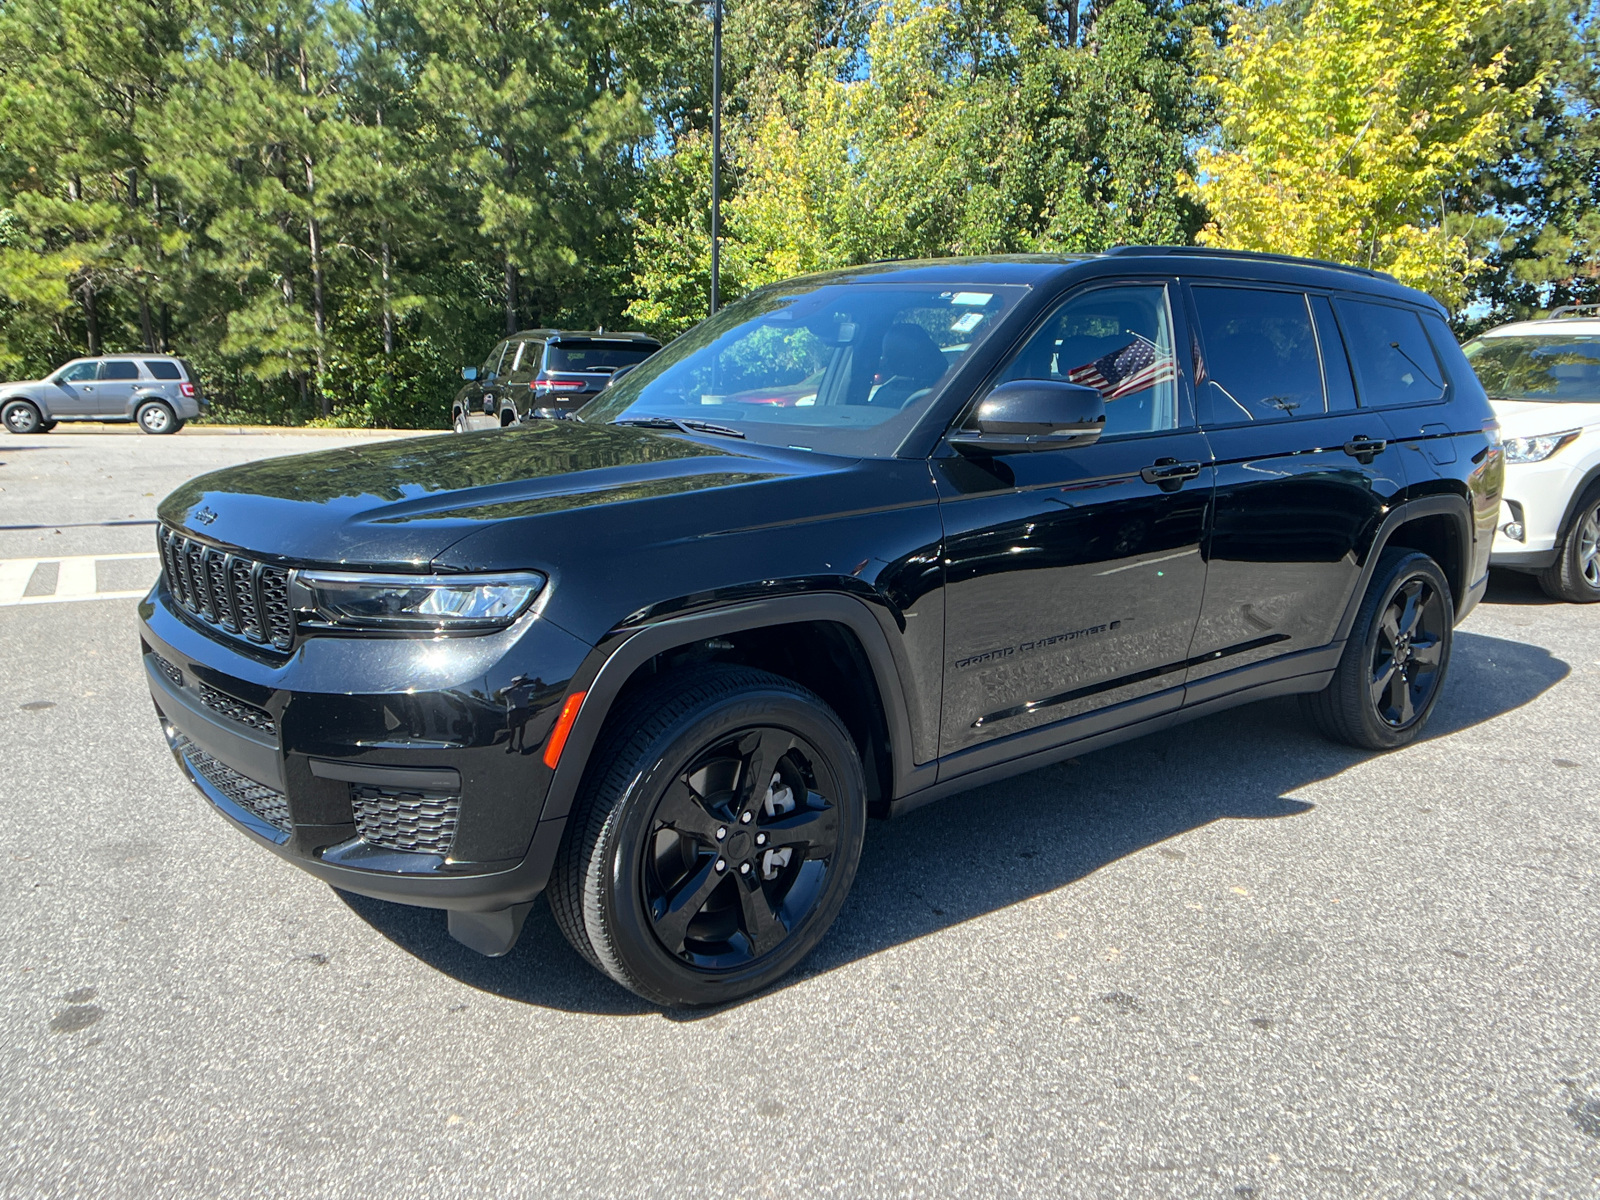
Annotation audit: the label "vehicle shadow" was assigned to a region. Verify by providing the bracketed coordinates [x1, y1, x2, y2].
[1482, 567, 1564, 607]
[338, 628, 1568, 1018]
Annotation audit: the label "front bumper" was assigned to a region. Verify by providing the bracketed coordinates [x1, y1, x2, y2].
[139, 584, 590, 915]
[1491, 455, 1588, 567]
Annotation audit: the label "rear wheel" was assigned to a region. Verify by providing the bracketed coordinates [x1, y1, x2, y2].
[1537, 486, 1600, 603]
[550, 666, 866, 1007]
[136, 401, 179, 434]
[1302, 548, 1453, 750]
[2, 400, 44, 434]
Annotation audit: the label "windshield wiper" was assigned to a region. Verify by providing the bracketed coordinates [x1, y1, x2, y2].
[612, 416, 746, 439]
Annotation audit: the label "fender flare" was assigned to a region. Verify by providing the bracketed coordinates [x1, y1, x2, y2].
[1553, 463, 1600, 544]
[1333, 493, 1474, 642]
[535, 592, 933, 824]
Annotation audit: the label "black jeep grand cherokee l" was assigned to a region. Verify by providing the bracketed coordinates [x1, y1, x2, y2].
[140, 249, 1503, 1006]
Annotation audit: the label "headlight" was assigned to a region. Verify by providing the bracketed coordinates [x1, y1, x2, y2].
[1503, 429, 1581, 464]
[292, 571, 546, 632]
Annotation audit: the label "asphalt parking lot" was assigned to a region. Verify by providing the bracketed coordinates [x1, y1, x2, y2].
[2, 429, 1598, 1198]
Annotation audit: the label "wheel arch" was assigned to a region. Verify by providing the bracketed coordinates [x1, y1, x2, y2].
[1553, 463, 1600, 542]
[537, 594, 930, 826]
[1335, 495, 1474, 640]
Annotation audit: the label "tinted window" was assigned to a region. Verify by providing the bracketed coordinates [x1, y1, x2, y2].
[546, 341, 657, 373]
[480, 342, 508, 378]
[580, 282, 1023, 457]
[505, 341, 531, 374]
[1461, 333, 1600, 402]
[994, 285, 1179, 437]
[144, 359, 182, 380]
[1193, 287, 1324, 421]
[100, 361, 140, 381]
[56, 362, 97, 383]
[1334, 299, 1445, 407]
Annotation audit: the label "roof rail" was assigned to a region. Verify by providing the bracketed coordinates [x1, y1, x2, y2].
[1103, 244, 1396, 281]
[1548, 303, 1600, 320]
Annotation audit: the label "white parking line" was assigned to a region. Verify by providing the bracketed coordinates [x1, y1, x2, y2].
[0, 553, 158, 607]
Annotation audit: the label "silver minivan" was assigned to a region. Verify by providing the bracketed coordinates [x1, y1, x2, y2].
[1, 355, 206, 434]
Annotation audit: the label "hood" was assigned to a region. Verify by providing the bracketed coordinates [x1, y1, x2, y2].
[157, 421, 832, 567]
[1490, 397, 1600, 437]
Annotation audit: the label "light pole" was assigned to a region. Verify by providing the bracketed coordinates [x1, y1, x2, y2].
[709, 0, 722, 315]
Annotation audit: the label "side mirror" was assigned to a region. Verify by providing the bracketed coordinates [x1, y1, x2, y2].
[461, 366, 478, 382]
[948, 379, 1106, 454]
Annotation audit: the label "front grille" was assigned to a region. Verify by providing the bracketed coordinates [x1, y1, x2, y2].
[197, 682, 277, 736]
[351, 785, 460, 856]
[175, 736, 292, 836]
[149, 652, 183, 689]
[157, 526, 294, 651]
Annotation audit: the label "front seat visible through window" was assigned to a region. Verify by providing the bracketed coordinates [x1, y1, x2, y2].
[934, 282, 1213, 758]
[867, 323, 951, 408]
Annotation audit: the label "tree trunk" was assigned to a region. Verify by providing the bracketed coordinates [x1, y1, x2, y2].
[1066, 0, 1079, 46]
[82, 282, 100, 355]
[160, 303, 171, 353]
[505, 255, 519, 335]
[304, 156, 329, 416]
[139, 293, 156, 352]
[381, 237, 394, 356]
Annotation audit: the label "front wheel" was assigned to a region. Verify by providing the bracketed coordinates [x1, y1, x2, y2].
[136, 401, 179, 434]
[1302, 548, 1454, 751]
[1537, 486, 1600, 603]
[550, 667, 867, 1007]
[3, 401, 44, 434]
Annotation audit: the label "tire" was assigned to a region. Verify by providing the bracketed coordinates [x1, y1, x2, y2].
[39, 419, 57, 431]
[136, 401, 179, 434]
[549, 666, 867, 1007]
[2, 400, 44, 434]
[1536, 485, 1600, 603]
[1302, 548, 1454, 751]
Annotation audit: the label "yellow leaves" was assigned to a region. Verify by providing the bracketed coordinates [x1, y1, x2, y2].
[1187, 0, 1545, 304]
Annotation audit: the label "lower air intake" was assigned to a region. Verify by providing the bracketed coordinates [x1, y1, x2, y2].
[175, 737, 292, 836]
[351, 785, 460, 856]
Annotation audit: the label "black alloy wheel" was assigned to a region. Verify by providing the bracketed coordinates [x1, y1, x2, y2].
[1538, 486, 1600, 603]
[3, 400, 44, 434]
[550, 666, 866, 1007]
[1303, 548, 1454, 750]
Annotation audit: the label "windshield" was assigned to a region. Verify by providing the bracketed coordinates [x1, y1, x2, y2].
[545, 341, 657, 373]
[1463, 333, 1600, 402]
[578, 281, 1025, 456]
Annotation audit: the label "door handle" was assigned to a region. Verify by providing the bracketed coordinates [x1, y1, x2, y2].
[1343, 435, 1387, 464]
[1140, 459, 1203, 491]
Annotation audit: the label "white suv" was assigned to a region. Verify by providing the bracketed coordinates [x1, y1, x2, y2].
[1463, 308, 1600, 601]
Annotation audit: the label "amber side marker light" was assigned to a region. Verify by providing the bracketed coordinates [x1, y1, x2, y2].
[543, 691, 587, 769]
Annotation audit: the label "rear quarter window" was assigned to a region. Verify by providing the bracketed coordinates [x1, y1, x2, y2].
[144, 359, 182, 380]
[1334, 298, 1446, 408]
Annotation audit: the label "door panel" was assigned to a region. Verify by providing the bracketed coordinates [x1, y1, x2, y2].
[94, 361, 140, 416]
[937, 434, 1214, 754]
[48, 361, 100, 416]
[1185, 284, 1410, 692]
[935, 280, 1211, 758]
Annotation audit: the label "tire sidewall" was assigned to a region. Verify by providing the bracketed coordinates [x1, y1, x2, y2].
[591, 687, 866, 1006]
[1560, 490, 1600, 601]
[1351, 551, 1454, 748]
[3, 402, 41, 434]
[137, 402, 176, 434]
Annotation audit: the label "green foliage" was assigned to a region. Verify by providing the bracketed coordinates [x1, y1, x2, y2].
[629, 0, 1224, 333]
[5, 0, 1591, 416]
